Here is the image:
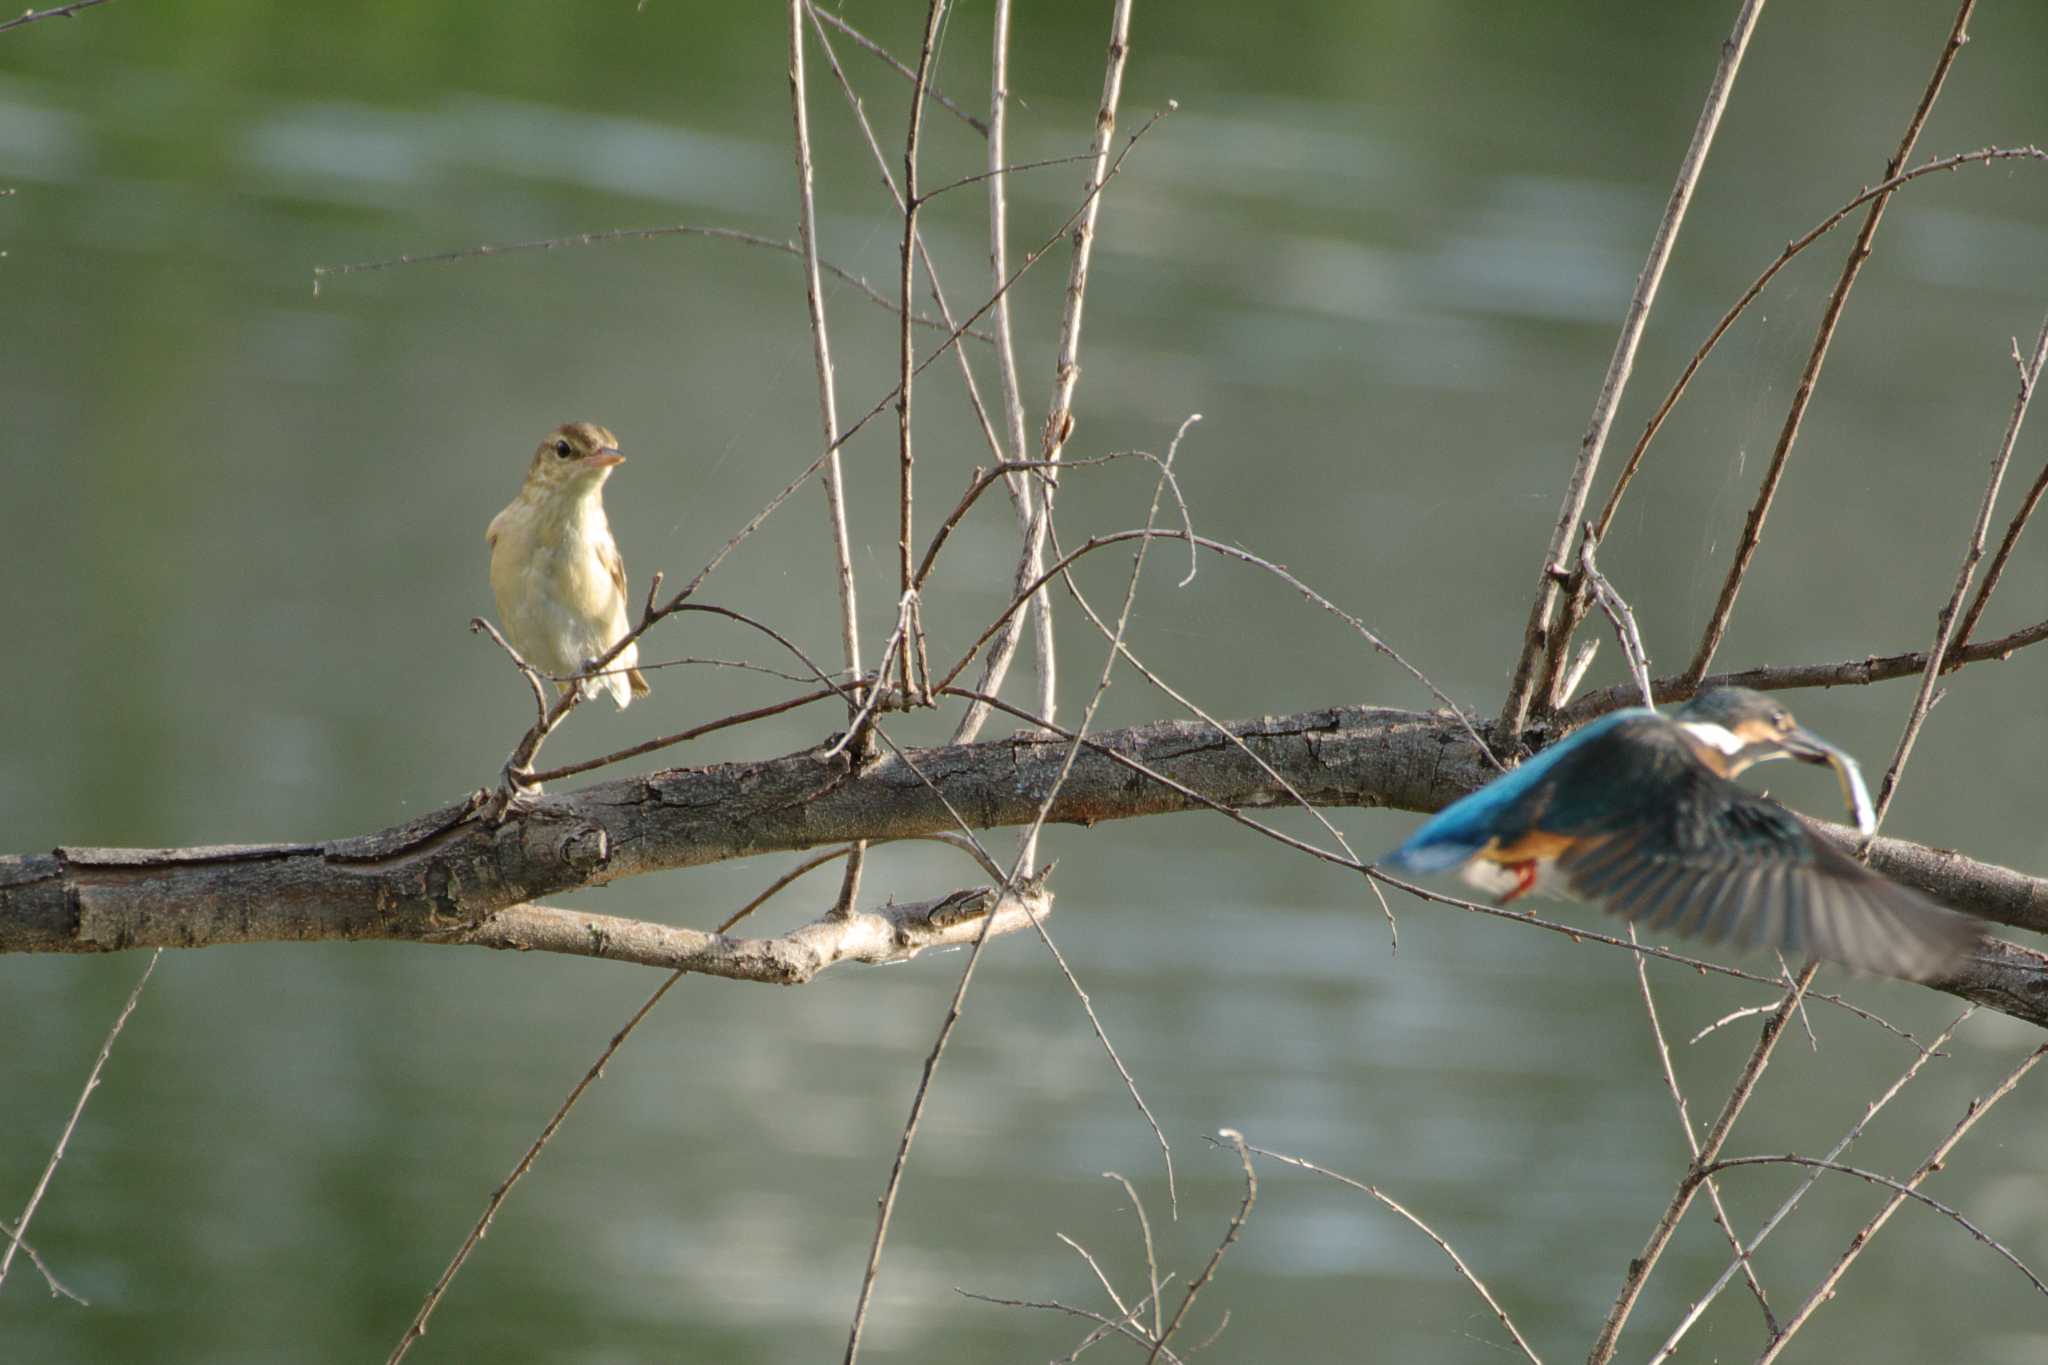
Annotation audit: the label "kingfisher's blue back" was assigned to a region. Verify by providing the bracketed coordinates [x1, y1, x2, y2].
[1380, 711, 1647, 873]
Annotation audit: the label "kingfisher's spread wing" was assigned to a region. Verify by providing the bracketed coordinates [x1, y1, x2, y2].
[1546, 738, 1979, 980]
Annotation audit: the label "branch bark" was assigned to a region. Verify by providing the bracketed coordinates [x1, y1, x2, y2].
[4, 704, 2045, 1022]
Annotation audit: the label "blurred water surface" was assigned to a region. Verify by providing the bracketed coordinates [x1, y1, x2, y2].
[4, 2, 2048, 1361]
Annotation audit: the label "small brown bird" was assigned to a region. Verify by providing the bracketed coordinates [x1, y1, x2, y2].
[486, 422, 651, 709]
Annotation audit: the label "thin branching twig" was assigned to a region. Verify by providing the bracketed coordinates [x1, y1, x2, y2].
[0, 949, 160, 1294]
[1871, 316, 2048, 824]
[1146, 1132, 1256, 1364]
[1685, 0, 1980, 686]
[1247, 1143, 1541, 1365]
[1628, 927, 1778, 1333]
[1586, 962, 1818, 1365]
[1647, 1008, 1973, 1362]
[1750, 1042, 2048, 1363]
[1496, 0, 1764, 738]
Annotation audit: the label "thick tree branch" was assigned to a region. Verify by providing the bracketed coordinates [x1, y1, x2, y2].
[4, 704, 2045, 1024]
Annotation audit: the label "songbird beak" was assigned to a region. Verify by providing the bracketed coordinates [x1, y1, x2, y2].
[1780, 725, 1879, 836]
[587, 447, 625, 469]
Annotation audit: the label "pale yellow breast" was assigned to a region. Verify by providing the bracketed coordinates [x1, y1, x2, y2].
[487, 491, 633, 678]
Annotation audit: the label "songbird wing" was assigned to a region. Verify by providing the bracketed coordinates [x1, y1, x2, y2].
[595, 533, 651, 698]
[598, 535, 629, 609]
[1548, 734, 1979, 979]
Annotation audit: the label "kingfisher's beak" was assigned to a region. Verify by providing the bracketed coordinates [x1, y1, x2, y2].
[1780, 726, 1878, 836]
[1778, 724, 1842, 767]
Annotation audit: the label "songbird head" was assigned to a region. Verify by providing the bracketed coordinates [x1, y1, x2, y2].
[1674, 687, 1848, 777]
[523, 421, 624, 493]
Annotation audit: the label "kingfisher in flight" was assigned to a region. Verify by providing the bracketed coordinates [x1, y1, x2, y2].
[1380, 688, 1981, 980]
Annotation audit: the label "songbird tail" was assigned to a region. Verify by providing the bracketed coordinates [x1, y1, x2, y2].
[628, 666, 651, 697]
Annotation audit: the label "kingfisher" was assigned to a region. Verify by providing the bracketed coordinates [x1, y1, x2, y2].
[1380, 688, 1980, 980]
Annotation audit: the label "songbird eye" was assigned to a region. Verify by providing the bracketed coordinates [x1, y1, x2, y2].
[554, 439, 573, 458]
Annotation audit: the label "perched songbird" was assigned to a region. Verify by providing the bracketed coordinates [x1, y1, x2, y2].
[1380, 688, 1980, 979]
[486, 422, 651, 710]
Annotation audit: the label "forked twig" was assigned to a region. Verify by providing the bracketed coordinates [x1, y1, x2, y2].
[957, 1285, 1182, 1363]
[1750, 1043, 2048, 1363]
[808, 4, 988, 135]
[1871, 316, 2048, 825]
[1496, 0, 1764, 739]
[1106, 1172, 1163, 1338]
[1246, 1143, 1541, 1365]
[1628, 927, 1778, 1333]
[1647, 1008, 1974, 1362]
[1146, 1132, 1256, 1364]
[1585, 962, 1818, 1365]
[846, 415, 1189, 1361]
[954, 0, 1140, 756]
[1700, 1154, 2047, 1297]
[1574, 527, 1654, 708]
[1684, 0, 1980, 686]
[0, 949, 161, 1295]
[1554, 614, 2048, 726]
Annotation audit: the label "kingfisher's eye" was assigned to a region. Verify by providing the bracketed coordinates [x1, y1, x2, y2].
[554, 439, 573, 458]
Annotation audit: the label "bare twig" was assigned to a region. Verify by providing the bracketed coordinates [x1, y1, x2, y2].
[1628, 928, 1778, 1333]
[629, 99, 1174, 659]
[1647, 1008, 1973, 1363]
[1030, 910, 1178, 1215]
[920, 151, 1100, 203]
[937, 526, 1501, 771]
[0, 1215, 86, 1304]
[0, 0, 110, 37]
[1700, 1154, 2048, 1297]
[470, 616, 551, 726]
[1106, 1172, 1163, 1339]
[840, 878, 1034, 1365]
[1539, 145, 2048, 703]
[1871, 316, 2048, 824]
[1553, 613, 2048, 726]
[808, 4, 988, 135]
[1585, 962, 1818, 1365]
[1957, 449, 2048, 650]
[804, 0, 1007, 478]
[1576, 528, 1654, 708]
[847, 415, 1186, 1362]
[1246, 1144, 1541, 1365]
[953, 0, 1141, 752]
[527, 685, 841, 785]
[979, 0, 1051, 748]
[1147, 1132, 1256, 1364]
[1685, 0, 1980, 686]
[1589, 146, 2047, 552]
[386, 970, 687, 1363]
[890, 0, 950, 710]
[1496, 0, 1764, 739]
[958, 1286, 1183, 1363]
[0, 948, 160, 1293]
[716, 846, 851, 933]
[787, 0, 864, 711]
[310, 223, 982, 338]
[1045, 517, 1398, 945]
[1058, 1230, 1132, 1321]
[1751, 1043, 2048, 1363]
